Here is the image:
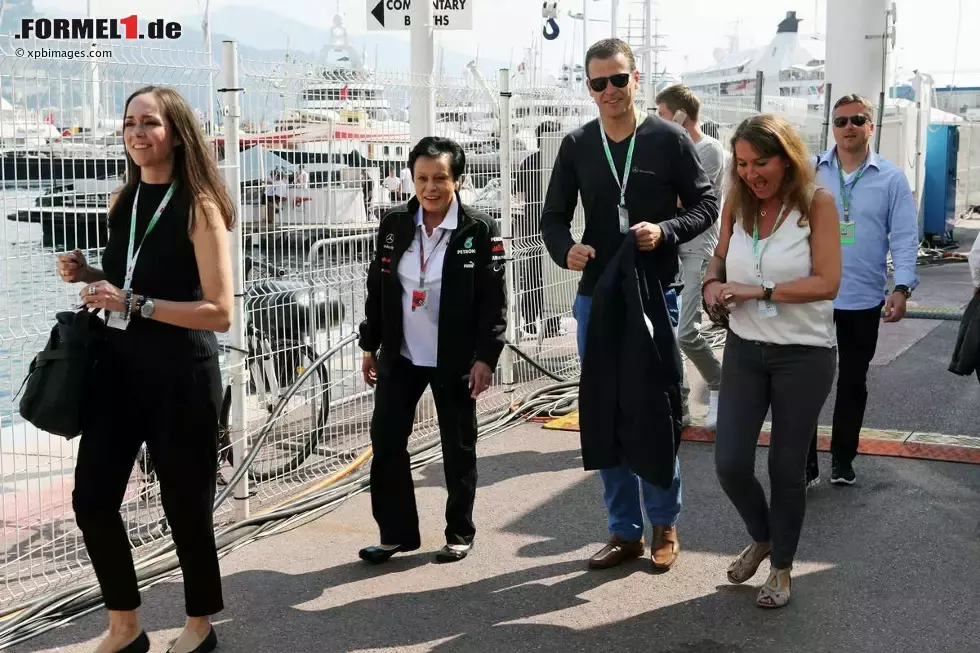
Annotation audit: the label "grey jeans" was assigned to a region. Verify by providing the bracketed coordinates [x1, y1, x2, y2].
[714, 331, 836, 569]
[678, 251, 723, 400]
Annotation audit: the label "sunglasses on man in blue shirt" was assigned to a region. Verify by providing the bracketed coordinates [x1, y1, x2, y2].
[832, 114, 871, 128]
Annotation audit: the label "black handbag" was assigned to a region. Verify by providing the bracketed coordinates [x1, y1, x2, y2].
[17, 308, 106, 439]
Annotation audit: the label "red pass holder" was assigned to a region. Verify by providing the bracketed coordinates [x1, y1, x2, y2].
[411, 288, 428, 312]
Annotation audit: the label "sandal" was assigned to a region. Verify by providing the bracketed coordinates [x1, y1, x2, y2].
[757, 567, 792, 609]
[727, 541, 771, 584]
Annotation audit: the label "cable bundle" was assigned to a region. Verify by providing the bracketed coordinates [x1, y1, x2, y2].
[0, 343, 579, 649]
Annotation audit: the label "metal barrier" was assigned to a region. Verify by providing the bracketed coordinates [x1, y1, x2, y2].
[0, 36, 591, 612]
[0, 35, 219, 611]
[0, 29, 973, 620]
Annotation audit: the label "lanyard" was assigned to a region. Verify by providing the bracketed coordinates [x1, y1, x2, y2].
[599, 111, 642, 208]
[417, 227, 448, 288]
[125, 183, 175, 292]
[752, 204, 790, 280]
[836, 154, 867, 222]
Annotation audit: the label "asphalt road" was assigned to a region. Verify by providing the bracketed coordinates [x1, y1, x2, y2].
[16, 420, 980, 653]
[13, 226, 980, 653]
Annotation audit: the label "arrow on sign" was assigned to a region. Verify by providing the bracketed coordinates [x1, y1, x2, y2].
[371, 0, 385, 27]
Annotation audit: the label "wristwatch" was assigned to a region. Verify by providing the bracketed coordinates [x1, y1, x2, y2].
[140, 298, 156, 319]
[762, 280, 775, 302]
[893, 284, 911, 299]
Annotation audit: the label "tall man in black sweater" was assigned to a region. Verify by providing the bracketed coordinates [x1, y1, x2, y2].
[541, 39, 718, 571]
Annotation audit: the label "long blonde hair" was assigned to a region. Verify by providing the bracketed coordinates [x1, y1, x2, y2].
[727, 113, 815, 231]
[111, 85, 235, 232]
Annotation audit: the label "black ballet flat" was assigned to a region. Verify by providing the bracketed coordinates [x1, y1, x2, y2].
[434, 542, 472, 563]
[358, 543, 418, 564]
[165, 626, 217, 653]
[116, 631, 150, 653]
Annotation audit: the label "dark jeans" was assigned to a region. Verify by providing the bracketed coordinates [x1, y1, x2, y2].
[807, 304, 883, 469]
[715, 332, 836, 568]
[574, 291, 683, 537]
[72, 353, 224, 616]
[370, 355, 478, 547]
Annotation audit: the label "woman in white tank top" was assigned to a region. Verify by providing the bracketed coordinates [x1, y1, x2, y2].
[700, 114, 842, 609]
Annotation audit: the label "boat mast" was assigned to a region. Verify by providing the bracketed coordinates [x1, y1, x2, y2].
[204, 0, 214, 136]
[85, 0, 100, 132]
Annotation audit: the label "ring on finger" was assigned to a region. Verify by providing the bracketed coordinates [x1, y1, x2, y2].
[88, 286, 97, 296]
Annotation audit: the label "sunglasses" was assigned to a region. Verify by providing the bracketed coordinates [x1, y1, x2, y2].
[833, 114, 871, 128]
[588, 73, 631, 93]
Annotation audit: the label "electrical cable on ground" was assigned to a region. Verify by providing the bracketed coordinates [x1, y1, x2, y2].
[0, 341, 580, 650]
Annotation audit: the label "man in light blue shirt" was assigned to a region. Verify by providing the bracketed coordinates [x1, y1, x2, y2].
[807, 93, 919, 487]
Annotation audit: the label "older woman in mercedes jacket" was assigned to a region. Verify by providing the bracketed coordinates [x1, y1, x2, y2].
[357, 136, 507, 564]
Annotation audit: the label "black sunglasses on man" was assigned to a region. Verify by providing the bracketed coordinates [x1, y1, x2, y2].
[833, 114, 870, 128]
[588, 73, 631, 93]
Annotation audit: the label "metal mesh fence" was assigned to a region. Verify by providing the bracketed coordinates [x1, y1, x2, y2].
[1, 31, 895, 616]
[0, 40, 598, 610]
[0, 35, 219, 609]
[505, 78, 597, 390]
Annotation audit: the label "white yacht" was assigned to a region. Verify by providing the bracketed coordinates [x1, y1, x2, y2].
[682, 11, 826, 111]
[0, 97, 62, 148]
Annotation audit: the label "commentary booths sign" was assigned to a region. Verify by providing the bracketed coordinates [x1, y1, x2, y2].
[368, 0, 472, 30]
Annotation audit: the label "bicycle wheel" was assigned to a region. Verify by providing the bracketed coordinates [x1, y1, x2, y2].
[217, 342, 329, 483]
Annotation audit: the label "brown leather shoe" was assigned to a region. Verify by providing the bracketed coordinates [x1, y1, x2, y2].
[588, 536, 644, 569]
[651, 525, 679, 570]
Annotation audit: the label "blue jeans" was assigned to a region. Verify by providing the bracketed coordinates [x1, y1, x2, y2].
[573, 291, 683, 539]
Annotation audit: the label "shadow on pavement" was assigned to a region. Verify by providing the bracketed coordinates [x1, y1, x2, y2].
[17, 439, 979, 653]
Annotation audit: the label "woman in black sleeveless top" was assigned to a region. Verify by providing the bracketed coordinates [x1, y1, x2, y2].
[56, 86, 234, 653]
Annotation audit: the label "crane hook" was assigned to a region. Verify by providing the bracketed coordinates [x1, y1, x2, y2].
[543, 17, 560, 40]
[541, 2, 560, 40]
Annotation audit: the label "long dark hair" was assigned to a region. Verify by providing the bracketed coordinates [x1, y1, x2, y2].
[111, 85, 235, 232]
[727, 113, 815, 231]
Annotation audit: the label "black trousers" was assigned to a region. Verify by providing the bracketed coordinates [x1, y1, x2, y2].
[715, 332, 836, 568]
[370, 355, 478, 547]
[808, 304, 883, 468]
[72, 351, 224, 616]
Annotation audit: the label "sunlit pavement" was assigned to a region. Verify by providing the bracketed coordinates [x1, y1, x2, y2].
[18, 225, 980, 653]
[20, 411, 980, 653]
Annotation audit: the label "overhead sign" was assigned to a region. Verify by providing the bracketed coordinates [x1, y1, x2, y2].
[367, 0, 472, 31]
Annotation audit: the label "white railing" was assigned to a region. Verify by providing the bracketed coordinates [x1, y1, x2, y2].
[0, 38, 591, 612]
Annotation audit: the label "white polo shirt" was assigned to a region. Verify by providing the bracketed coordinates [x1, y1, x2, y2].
[398, 198, 458, 367]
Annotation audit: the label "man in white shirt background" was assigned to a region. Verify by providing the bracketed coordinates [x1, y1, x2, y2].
[400, 165, 415, 198]
[655, 84, 725, 429]
[295, 165, 310, 189]
[383, 167, 403, 201]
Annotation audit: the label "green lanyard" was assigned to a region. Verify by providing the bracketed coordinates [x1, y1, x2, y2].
[599, 112, 640, 208]
[752, 204, 789, 279]
[125, 182, 175, 292]
[836, 154, 867, 222]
